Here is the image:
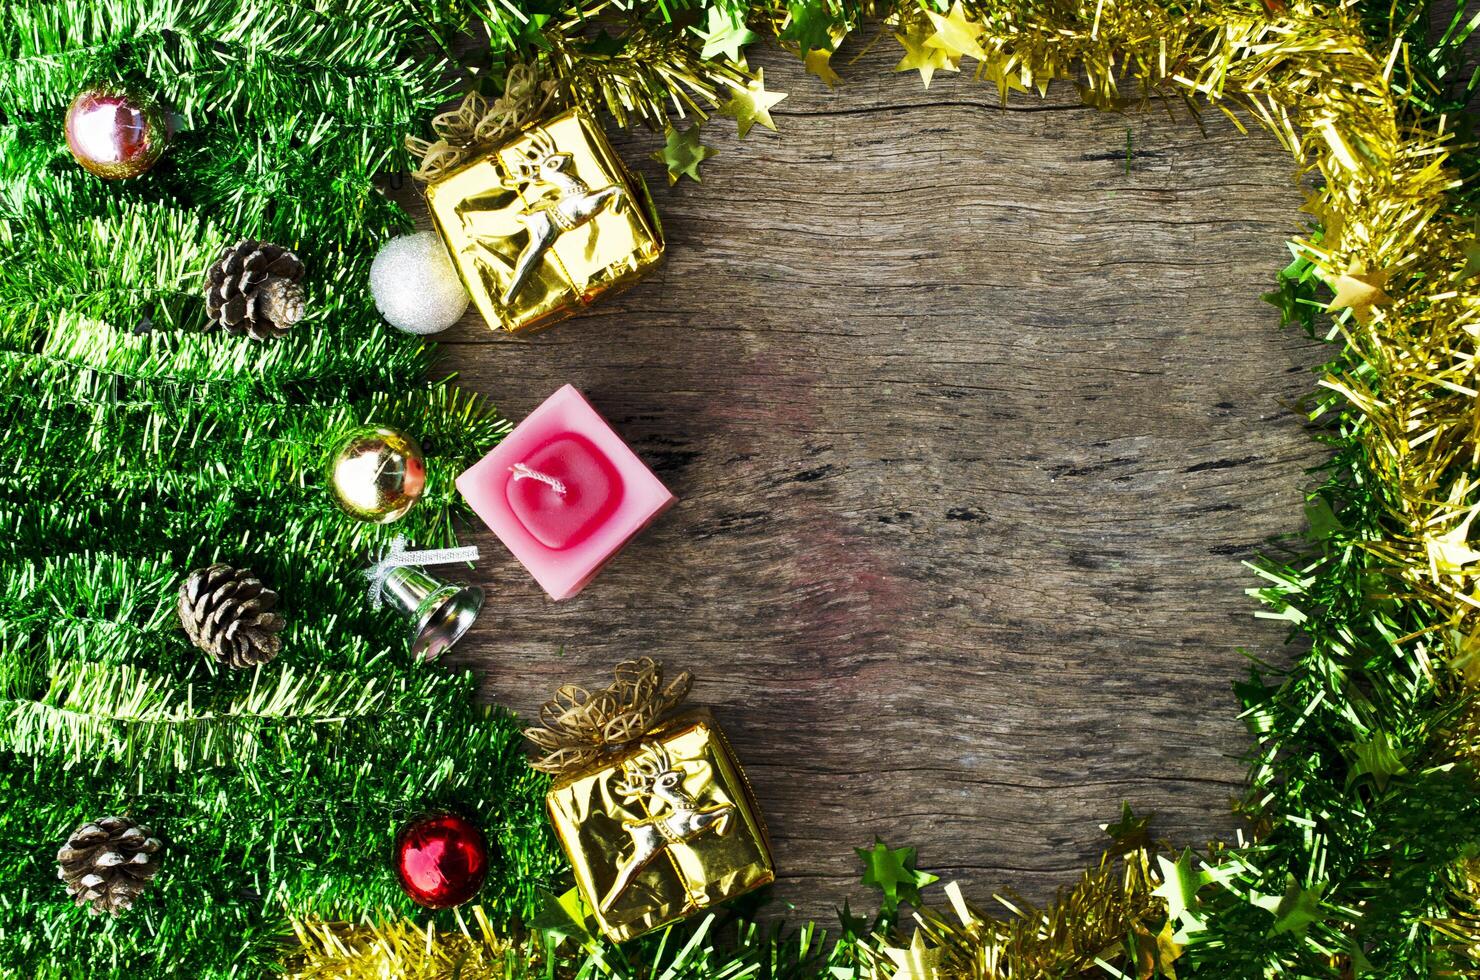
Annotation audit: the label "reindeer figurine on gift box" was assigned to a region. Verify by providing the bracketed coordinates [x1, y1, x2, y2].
[490, 127, 626, 306]
[600, 744, 736, 912]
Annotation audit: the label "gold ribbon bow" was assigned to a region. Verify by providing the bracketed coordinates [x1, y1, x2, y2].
[404, 64, 560, 183]
[525, 658, 692, 776]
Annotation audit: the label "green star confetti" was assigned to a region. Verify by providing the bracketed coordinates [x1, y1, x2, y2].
[651, 124, 717, 183]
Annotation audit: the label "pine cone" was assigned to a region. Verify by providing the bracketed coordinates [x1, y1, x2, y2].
[178, 563, 285, 668]
[204, 239, 306, 340]
[57, 816, 163, 916]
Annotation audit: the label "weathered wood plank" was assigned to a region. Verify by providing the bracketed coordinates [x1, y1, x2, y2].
[391, 37, 1322, 921]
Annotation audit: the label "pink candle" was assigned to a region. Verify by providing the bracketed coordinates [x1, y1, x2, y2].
[456, 385, 676, 600]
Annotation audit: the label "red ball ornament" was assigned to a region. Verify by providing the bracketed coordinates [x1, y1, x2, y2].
[393, 812, 489, 909]
[64, 85, 170, 180]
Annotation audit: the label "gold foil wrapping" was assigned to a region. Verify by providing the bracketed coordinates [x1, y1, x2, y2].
[425, 107, 664, 334]
[546, 708, 775, 942]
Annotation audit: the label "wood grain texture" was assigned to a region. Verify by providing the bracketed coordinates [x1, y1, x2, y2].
[391, 38, 1324, 921]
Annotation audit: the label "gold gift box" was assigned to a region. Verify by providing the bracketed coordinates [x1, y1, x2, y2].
[425, 107, 664, 334]
[546, 708, 775, 942]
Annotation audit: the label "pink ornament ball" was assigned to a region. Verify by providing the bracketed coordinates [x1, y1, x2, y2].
[64, 85, 170, 180]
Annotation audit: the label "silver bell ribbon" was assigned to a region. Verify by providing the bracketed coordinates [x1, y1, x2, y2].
[365, 536, 481, 608]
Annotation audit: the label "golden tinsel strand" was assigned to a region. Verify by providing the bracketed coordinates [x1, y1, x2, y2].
[869, 846, 1167, 979]
[284, 907, 534, 980]
[1422, 858, 1480, 972]
[546, 5, 752, 129]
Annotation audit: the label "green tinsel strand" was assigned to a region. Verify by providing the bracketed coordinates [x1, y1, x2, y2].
[0, 3, 561, 977]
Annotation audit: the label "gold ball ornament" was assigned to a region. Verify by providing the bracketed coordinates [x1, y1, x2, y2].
[328, 426, 427, 523]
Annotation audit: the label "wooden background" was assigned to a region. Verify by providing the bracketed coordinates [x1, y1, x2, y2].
[395, 39, 1324, 921]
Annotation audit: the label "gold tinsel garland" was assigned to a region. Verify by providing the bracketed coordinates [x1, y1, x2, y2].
[864, 845, 1172, 978]
[284, 907, 532, 979]
[289, 0, 1478, 976]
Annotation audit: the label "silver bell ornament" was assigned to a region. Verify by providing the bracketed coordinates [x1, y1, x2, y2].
[366, 538, 485, 661]
[383, 566, 484, 661]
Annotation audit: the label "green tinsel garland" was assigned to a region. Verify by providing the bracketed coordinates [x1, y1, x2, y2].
[0, 2, 562, 976]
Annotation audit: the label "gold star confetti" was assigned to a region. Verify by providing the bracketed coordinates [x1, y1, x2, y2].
[1430, 510, 1480, 576]
[894, 23, 955, 88]
[1326, 259, 1392, 323]
[882, 928, 945, 980]
[720, 68, 787, 138]
[1464, 239, 1480, 279]
[650, 124, 715, 184]
[1462, 219, 1480, 278]
[924, 1, 988, 64]
[804, 47, 842, 88]
[979, 57, 1028, 100]
[1299, 192, 1345, 250]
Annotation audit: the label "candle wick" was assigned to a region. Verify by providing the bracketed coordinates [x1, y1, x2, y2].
[511, 462, 567, 495]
